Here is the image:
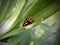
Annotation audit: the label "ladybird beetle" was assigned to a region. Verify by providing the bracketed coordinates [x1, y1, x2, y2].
[22, 16, 34, 26]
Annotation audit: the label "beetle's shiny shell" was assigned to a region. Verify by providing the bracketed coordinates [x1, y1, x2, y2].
[23, 17, 34, 26]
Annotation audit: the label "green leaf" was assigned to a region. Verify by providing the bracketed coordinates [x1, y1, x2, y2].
[20, 0, 55, 24]
[0, 0, 60, 40]
[0, 0, 60, 45]
[0, 0, 26, 35]
[24, 0, 60, 30]
[6, 31, 29, 45]
[0, 0, 16, 24]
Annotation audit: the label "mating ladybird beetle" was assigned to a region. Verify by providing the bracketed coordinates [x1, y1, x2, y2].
[22, 16, 34, 26]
